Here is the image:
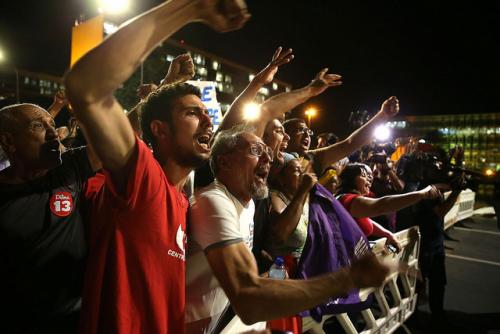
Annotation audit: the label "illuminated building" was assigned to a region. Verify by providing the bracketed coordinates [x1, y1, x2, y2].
[387, 113, 500, 196]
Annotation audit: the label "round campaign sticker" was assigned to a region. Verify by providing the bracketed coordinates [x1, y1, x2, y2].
[49, 191, 74, 217]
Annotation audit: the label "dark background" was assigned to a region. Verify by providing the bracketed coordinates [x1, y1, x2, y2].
[1, 0, 499, 136]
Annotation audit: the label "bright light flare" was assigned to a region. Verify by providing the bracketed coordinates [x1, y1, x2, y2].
[243, 103, 261, 121]
[305, 107, 317, 117]
[374, 125, 391, 142]
[0, 49, 5, 62]
[485, 169, 494, 176]
[97, 0, 130, 15]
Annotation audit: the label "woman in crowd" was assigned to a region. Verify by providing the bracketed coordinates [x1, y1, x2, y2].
[266, 153, 316, 275]
[336, 163, 440, 250]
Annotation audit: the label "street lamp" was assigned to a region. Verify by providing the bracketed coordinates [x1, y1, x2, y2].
[97, 0, 130, 15]
[304, 107, 317, 128]
[0, 46, 19, 103]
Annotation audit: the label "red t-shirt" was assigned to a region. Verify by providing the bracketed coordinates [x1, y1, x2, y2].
[80, 139, 188, 334]
[338, 193, 374, 236]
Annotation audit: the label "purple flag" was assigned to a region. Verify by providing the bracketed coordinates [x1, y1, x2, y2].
[297, 184, 372, 321]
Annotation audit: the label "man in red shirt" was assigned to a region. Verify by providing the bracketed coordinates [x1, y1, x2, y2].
[65, 1, 250, 333]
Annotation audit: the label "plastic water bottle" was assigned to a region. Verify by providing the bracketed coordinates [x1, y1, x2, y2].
[267, 257, 300, 333]
[269, 256, 287, 280]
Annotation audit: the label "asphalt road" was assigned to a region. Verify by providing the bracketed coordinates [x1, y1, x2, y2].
[404, 214, 500, 334]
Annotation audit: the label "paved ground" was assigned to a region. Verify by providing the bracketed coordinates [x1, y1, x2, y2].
[402, 214, 500, 334]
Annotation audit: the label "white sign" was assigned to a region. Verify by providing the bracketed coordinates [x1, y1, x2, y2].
[187, 80, 223, 131]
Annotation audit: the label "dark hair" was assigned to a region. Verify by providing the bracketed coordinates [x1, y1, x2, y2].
[283, 118, 306, 134]
[317, 132, 339, 146]
[337, 163, 369, 194]
[140, 83, 201, 147]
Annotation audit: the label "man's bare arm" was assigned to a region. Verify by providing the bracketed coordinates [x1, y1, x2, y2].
[257, 68, 342, 135]
[218, 47, 294, 135]
[65, 0, 250, 173]
[311, 96, 400, 173]
[47, 90, 68, 118]
[434, 189, 461, 218]
[206, 242, 389, 325]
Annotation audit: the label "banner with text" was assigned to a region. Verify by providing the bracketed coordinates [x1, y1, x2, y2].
[187, 80, 223, 131]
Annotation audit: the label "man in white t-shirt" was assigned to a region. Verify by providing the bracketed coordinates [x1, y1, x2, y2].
[186, 125, 391, 333]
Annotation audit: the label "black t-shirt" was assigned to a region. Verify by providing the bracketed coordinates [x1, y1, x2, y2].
[415, 198, 445, 254]
[253, 197, 272, 274]
[0, 147, 94, 332]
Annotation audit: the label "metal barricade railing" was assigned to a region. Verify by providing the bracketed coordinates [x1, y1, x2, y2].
[444, 189, 476, 230]
[303, 226, 421, 334]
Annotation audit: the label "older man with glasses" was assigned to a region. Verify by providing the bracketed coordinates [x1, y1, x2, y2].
[185, 125, 390, 333]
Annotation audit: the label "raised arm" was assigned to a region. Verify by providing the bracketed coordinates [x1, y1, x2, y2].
[434, 188, 461, 218]
[349, 184, 440, 218]
[47, 90, 68, 118]
[310, 96, 400, 173]
[128, 53, 195, 135]
[269, 173, 316, 243]
[65, 0, 249, 174]
[258, 68, 342, 132]
[160, 53, 195, 86]
[205, 242, 388, 324]
[218, 46, 294, 134]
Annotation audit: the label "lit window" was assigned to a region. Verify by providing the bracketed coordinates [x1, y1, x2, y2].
[24, 77, 30, 85]
[166, 54, 174, 62]
[212, 60, 220, 70]
[197, 67, 208, 77]
[259, 87, 269, 96]
[216, 72, 224, 82]
[249, 74, 255, 81]
[285, 87, 291, 92]
[193, 54, 205, 65]
[224, 83, 234, 94]
[217, 82, 224, 92]
[224, 75, 232, 83]
[272, 82, 278, 90]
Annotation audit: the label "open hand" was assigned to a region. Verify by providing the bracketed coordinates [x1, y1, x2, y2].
[253, 46, 294, 85]
[308, 68, 342, 96]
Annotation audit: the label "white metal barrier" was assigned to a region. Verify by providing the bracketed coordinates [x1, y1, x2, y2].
[444, 189, 476, 230]
[303, 226, 421, 334]
[223, 189, 475, 334]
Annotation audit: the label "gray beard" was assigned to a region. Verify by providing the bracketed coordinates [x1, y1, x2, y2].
[251, 182, 269, 200]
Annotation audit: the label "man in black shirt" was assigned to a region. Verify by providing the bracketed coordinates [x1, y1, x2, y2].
[0, 103, 98, 333]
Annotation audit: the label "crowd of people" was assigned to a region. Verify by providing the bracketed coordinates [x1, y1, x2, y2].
[0, 0, 465, 333]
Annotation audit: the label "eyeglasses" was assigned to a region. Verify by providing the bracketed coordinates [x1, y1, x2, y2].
[248, 142, 273, 162]
[295, 127, 313, 136]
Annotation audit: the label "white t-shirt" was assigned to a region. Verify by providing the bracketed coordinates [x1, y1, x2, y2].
[185, 180, 256, 329]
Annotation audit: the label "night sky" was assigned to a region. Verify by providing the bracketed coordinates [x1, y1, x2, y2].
[1, 0, 499, 136]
